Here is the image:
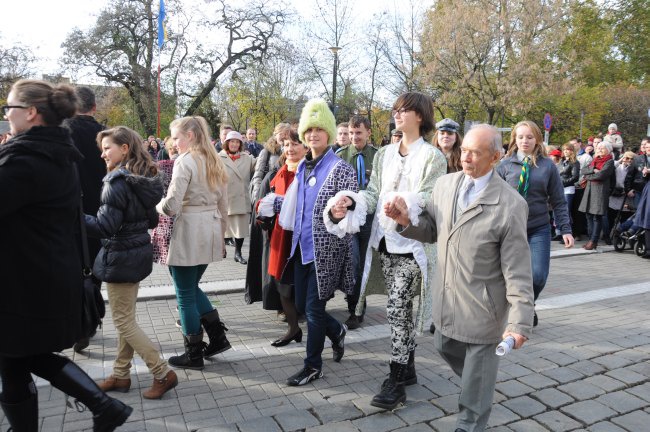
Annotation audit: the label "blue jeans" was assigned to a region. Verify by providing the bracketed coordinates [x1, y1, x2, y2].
[585, 213, 603, 243]
[294, 259, 342, 370]
[564, 193, 574, 226]
[170, 264, 214, 335]
[528, 224, 551, 301]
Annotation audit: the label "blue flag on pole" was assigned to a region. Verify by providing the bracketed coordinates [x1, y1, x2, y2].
[157, 0, 167, 50]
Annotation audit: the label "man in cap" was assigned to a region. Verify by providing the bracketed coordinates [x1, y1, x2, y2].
[390, 129, 403, 144]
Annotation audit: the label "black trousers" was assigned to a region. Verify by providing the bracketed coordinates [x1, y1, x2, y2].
[0, 353, 69, 402]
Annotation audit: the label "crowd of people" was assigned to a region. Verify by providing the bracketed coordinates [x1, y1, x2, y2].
[2, 77, 650, 432]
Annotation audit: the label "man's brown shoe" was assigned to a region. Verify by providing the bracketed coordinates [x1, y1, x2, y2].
[98, 375, 131, 393]
[584, 240, 597, 250]
[142, 370, 178, 400]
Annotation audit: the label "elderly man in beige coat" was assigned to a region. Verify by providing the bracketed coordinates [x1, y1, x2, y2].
[384, 124, 534, 432]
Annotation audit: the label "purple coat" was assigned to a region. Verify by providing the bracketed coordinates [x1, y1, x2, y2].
[287, 149, 358, 300]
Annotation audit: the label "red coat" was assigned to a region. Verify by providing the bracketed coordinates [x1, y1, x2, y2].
[267, 165, 295, 279]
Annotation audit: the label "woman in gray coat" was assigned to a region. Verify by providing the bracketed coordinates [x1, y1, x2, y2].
[579, 141, 615, 250]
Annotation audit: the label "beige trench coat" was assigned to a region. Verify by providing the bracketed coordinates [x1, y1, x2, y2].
[401, 171, 534, 344]
[219, 151, 255, 215]
[156, 152, 229, 266]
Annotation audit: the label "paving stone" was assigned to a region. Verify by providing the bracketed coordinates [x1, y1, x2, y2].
[236, 416, 282, 432]
[540, 367, 585, 384]
[627, 382, 650, 402]
[587, 421, 627, 432]
[395, 401, 444, 424]
[542, 352, 578, 366]
[502, 396, 546, 418]
[405, 384, 437, 401]
[557, 381, 605, 400]
[486, 404, 520, 427]
[611, 410, 650, 431]
[314, 402, 364, 424]
[530, 388, 574, 409]
[595, 390, 647, 414]
[567, 360, 606, 376]
[273, 409, 320, 431]
[533, 411, 582, 432]
[499, 363, 533, 379]
[495, 380, 534, 398]
[592, 354, 634, 369]
[307, 420, 359, 432]
[431, 395, 459, 414]
[196, 424, 238, 432]
[485, 426, 513, 432]
[516, 373, 558, 390]
[421, 376, 461, 397]
[582, 375, 626, 392]
[605, 368, 647, 385]
[392, 423, 435, 432]
[352, 411, 407, 432]
[507, 419, 548, 432]
[560, 400, 616, 424]
[352, 396, 386, 416]
[428, 415, 457, 432]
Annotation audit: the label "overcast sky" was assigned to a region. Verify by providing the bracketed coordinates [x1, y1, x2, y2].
[2, 0, 433, 82]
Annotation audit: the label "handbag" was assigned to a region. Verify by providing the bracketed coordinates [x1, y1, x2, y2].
[78, 196, 106, 339]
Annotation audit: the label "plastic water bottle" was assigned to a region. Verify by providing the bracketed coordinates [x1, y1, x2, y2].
[495, 336, 516, 356]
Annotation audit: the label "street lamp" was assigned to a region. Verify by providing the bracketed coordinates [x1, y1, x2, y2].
[328, 46, 341, 115]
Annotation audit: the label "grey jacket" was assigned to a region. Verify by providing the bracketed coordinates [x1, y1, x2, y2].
[496, 155, 571, 234]
[579, 158, 615, 215]
[401, 171, 534, 344]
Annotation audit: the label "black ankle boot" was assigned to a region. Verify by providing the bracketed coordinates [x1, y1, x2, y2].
[0, 384, 38, 432]
[201, 310, 232, 358]
[371, 362, 407, 410]
[49, 362, 132, 432]
[169, 333, 206, 370]
[404, 350, 417, 386]
[234, 238, 247, 264]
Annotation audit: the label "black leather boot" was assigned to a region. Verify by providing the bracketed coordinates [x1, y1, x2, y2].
[49, 362, 132, 432]
[404, 349, 417, 386]
[0, 384, 38, 432]
[168, 333, 206, 370]
[201, 310, 232, 358]
[371, 362, 407, 410]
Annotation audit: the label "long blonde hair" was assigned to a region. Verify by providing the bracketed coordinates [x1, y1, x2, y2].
[170, 116, 227, 189]
[97, 126, 158, 177]
[506, 120, 547, 167]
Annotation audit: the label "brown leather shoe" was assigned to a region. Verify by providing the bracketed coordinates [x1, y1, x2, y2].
[142, 370, 178, 400]
[98, 375, 131, 393]
[583, 241, 597, 250]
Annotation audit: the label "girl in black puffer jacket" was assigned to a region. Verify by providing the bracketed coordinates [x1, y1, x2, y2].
[85, 126, 178, 400]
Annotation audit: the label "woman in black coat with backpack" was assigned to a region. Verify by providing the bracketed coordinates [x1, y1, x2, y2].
[0, 79, 132, 431]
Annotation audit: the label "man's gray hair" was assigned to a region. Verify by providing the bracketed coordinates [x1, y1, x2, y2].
[469, 123, 503, 154]
[75, 86, 96, 114]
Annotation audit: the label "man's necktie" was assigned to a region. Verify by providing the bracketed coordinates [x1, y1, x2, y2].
[356, 153, 366, 188]
[517, 156, 530, 198]
[460, 179, 475, 210]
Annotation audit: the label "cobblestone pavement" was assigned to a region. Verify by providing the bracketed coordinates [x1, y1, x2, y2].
[2, 245, 650, 432]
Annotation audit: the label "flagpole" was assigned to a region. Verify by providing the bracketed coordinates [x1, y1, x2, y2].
[157, 55, 161, 137]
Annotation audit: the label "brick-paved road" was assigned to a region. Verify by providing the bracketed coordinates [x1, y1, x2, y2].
[2, 244, 650, 432]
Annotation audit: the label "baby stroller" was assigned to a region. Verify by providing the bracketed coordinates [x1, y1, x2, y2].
[611, 200, 646, 255]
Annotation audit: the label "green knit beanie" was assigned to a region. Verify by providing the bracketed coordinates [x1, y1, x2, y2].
[298, 98, 337, 145]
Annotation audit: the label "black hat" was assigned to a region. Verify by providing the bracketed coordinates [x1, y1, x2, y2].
[435, 118, 460, 133]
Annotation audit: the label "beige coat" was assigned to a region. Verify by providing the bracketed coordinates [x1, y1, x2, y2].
[401, 171, 534, 344]
[156, 152, 228, 266]
[219, 151, 255, 215]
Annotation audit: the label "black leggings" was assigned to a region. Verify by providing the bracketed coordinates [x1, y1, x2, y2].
[0, 353, 70, 402]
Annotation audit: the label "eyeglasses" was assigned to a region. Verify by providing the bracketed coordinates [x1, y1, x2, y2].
[1, 105, 30, 115]
[392, 108, 411, 117]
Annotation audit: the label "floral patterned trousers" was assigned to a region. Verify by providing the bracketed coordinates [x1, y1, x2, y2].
[379, 251, 422, 365]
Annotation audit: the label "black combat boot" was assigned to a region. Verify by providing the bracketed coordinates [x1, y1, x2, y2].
[201, 310, 232, 358]
[404, 349, 417, 386]
[370, 362, 407, 410]
[168, 333, 206, 370]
